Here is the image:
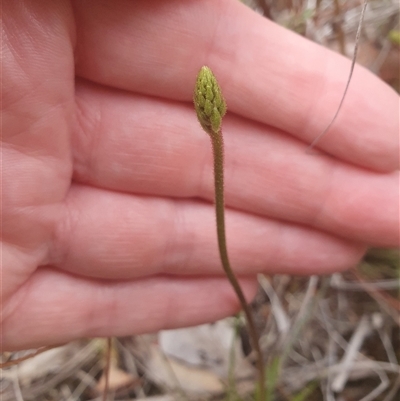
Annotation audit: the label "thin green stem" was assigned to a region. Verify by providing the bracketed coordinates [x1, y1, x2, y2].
[211, 130, 265, 400]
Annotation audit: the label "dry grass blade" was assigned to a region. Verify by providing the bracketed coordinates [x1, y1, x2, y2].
[102, 337, 112, 401]
[307, 0, 369, 150]
[331, 315, 372, 392]
[0, 344, 64, 368]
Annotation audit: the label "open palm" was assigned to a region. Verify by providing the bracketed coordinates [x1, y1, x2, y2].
[2, 0, 398, 351]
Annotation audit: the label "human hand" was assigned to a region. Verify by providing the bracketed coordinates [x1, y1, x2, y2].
[2, 0, 398, 351]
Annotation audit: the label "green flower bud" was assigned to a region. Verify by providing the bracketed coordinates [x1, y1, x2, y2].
[388, 29, 400, 46]
[194, 66, 227, 135]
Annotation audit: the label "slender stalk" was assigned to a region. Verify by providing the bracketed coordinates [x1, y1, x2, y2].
[194, 66, 265, 399]
[102, 337, 112, 401]
[211, 130, 266, 399]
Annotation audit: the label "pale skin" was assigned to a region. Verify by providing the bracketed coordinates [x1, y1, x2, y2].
[2, 0, 399, 352]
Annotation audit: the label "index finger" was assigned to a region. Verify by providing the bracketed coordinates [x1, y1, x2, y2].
[73, 0, 399, 172]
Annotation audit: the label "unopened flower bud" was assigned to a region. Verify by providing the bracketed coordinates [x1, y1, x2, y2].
[194, 66, 227, 135]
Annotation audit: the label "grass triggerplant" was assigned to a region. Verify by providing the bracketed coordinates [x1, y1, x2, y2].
[194, 66, 266, 400]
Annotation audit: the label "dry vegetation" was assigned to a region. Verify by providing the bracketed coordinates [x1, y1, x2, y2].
[1, 1, 399, 400]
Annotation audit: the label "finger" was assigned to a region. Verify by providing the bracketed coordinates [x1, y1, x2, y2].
[3, 0, 74, 163]
[48, 184, 365, 280]
[73, 0, 399, 171]
[2, 0, 74, 251]
[2, 267, 257, 351]
[73, 81, 399, 247]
